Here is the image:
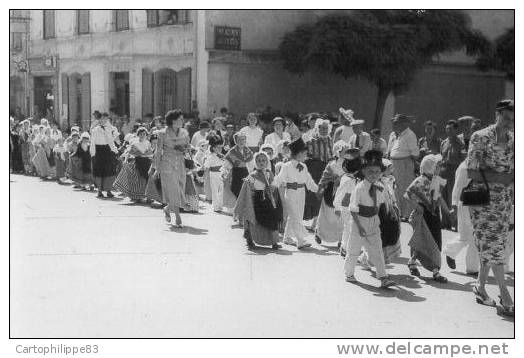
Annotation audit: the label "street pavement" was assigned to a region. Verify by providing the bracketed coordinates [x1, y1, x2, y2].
[9, 174, 514, 338]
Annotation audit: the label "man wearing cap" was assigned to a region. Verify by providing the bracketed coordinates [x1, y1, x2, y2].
[456, 115, 475, 151]
[191, 121, 210, 148]
[348, 119, 371, 156]
[264, 117, 291, 148]
[387, 114, 419, 219]
[90, 113, 118, 198]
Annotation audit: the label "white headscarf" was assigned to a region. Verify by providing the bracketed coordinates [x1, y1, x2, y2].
[420, 154, 442, 176]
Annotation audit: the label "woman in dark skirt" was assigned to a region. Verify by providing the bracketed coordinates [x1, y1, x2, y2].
[90, 115, 118, 198]
[223, 132, 253, 198]
[379, 159, 401, 263]
[10, 123, 25, 173]
[234, 152, 282, 249]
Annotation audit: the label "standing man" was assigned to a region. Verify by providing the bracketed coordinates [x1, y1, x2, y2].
[387, 114, 419, 220]
[90, 112, 118, 198]
[418, 120, 441, 158]
[456, 116, 474, 151]
[440, 119, 465, 229]
[348, 119, 372, 156]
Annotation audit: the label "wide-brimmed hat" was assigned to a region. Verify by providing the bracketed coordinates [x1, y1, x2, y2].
[207, 134, 223, 147]
[391, 114, 413, 124]
[289, 137, 307, 156]
[272, 117, 285, 125]
[361, 150, 384, 169]
[80, 132, 90, 140]
[199, 121, 210, 129]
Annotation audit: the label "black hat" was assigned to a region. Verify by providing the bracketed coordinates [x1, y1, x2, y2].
[289, 137, 307, 157]
[199, 121, 210, 129]
[92, 110, 102, 119]
[496, 99, 514, 111]
[361, 150, 384, 169]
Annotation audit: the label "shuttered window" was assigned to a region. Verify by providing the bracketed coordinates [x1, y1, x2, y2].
[114, 10, 129, 31]
[77, 10, 89, 34]
[146, 10, 188, 27]
[43, 10, 55, 39]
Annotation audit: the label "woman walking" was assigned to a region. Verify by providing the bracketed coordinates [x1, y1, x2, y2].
[151, 110, 189, 227]
[466, 99, 514, 317]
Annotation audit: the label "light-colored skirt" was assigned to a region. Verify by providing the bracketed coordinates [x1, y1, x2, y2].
[315, 199, 344, 243]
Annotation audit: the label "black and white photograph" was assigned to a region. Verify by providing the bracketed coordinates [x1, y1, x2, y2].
[7, 4, 517, 355]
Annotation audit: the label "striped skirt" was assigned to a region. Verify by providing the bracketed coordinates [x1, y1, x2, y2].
[113, 161, 148, 200]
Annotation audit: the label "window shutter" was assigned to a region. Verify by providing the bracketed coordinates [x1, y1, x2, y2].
[43, 10, 55, 38]
[81, 73, 91, 129]
[176, 68, 191, 113]
[78, 10, 89, 34]
[142, 68, 154, 117]
[61, 74, 69, 127]
[179, 10, 188, 23]
[146, 10, 158, 27]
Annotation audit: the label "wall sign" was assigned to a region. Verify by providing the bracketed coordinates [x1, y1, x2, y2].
[214, 26, 241, 51]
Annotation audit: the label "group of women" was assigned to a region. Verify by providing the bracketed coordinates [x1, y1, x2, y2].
[10, 100, 514, 317]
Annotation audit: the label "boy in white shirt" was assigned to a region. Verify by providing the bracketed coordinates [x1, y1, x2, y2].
[273, 138, 318, 249]
[344, 150, 396, 288]
[205, 134, 225, 212]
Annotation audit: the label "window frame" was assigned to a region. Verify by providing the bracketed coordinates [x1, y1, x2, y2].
[146, 10, 188, 27]
[114, 10, 129, 32]
[76, 10, 90, 35]
[10, 32, 23, 51]
[43, 10, 56, 39]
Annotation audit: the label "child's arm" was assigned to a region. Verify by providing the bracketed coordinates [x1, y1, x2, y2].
[350, 211, 367, 237]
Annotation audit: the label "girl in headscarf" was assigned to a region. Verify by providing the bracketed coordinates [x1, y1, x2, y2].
[314, 140, 348, 246]
[379, 159, 402, 263]
[70, 132, 94, 190]
[113, 127, 153, 202]
[31, 126, 55, 179]
[274, 140, 291, 232]
[53, 136, 67, 183]
[205, 134, 225, 212]
[404, 154, 452, 283]
[234, 151, 283, 249]
[260, 143, 276, 174]
[19, 120, 33, 174]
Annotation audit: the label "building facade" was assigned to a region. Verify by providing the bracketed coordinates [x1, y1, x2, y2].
[27, 10, 514, 133]
[10, 10, 30, 117]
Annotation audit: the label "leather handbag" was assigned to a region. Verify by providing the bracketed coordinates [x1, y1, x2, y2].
[461, 170, 490, 206]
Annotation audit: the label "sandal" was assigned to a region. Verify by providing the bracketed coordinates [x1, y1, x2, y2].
[315, 235, 321, 244]
[497, 295, 514, 317]
[472, 285, 496, 307]
[408, 264, 420, 277]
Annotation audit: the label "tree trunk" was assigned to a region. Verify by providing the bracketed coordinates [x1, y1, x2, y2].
[372, 86, 391, 130]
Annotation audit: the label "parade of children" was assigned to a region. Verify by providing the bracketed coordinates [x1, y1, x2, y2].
[9, 100, 514, 317]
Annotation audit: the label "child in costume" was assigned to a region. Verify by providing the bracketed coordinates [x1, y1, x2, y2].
[205, 134, 225, 212]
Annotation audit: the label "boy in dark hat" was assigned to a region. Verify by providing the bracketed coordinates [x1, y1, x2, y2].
[344, 150, 396, 288]
[273, 138, 318, 249]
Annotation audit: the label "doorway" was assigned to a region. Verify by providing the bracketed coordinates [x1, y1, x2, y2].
[109, 72, 130, 117]
[33, 75, 55, 122]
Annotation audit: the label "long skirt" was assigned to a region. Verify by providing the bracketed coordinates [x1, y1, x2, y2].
[159, 152, 186, 211]
[303, 158, 326, 220]
[315, 199, 344, 243]
[222, 174, 237, 211]
[231, 167, 249, 198]
[113, 161, 148, 200]
[392, 158, 415, 218]
[244, 190, 282, 246]
[203, 169, 212, 201]
[470, 184, 513, 266]
[54, 153, 66, 179]
[184, 174, 199, 212]
[10, 135, 24, 173]
[70, 156, 93, 185]
[92, 145, 116, 191]
[408, 207, 442, 272]
[379, 204, 401, 263]
[32, 147, 53, 178]
[21, 141, 32, 172]
[145, 175, 163, 203]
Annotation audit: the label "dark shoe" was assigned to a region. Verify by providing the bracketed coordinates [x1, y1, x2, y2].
[433, 272, 448, 283]
[315, 235, 321, 244]
[337, 241, 341, 249]
[446, 256, 456, 270]
[97, 191, 104, 198]
[408, 264, 420, 277]
[473, 285, 496, 307]
[106, 191, 114, 198]
[340, 248, 346, 258]
[272, 244, 282, 249]
[466, 271, 479, 277]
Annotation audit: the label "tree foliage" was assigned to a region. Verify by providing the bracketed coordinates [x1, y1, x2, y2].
[476, 27, 514, 80]
[279, 10, 490, 127]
